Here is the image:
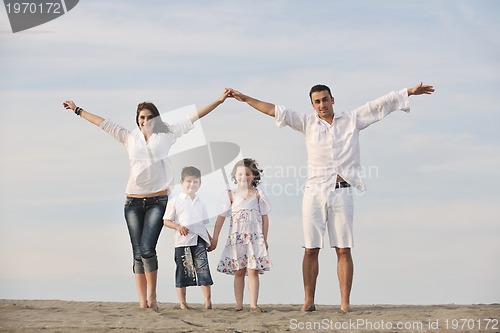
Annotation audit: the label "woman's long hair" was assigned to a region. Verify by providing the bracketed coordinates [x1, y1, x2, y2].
[136, 102, 170, 133]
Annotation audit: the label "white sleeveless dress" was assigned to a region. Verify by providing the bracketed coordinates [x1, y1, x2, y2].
[217, 189, 272, 275]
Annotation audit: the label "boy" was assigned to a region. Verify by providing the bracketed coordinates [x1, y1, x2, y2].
[163, 166, 213, 310]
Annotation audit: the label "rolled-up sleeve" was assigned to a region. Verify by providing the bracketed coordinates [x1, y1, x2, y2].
[352, 89, 410, 130]
[169, 116, 195, 139]
[99, 119, 129, 145]
[275, 105, 307, 133]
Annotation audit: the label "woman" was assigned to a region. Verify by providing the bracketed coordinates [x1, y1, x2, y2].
[62, 89, 231, 311]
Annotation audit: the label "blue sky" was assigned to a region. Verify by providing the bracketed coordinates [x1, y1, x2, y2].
[1, 1, 499, 306]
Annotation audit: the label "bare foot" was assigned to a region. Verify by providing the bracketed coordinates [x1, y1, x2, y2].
[340, 305, 351, 314]
[204, 302, 212, 310]
[180, 302, 189, 310]
[249, 306, 265, 313]
[148, 300, 159, 312]
[300, 304, 316, 312]
[139, 302, 148, 309]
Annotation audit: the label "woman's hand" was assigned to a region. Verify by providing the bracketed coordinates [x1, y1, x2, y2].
[218, 88, 233, 103]
[63, 100, 76, 111]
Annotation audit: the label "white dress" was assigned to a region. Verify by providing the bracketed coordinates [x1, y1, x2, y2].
[217, 189, 272, 275]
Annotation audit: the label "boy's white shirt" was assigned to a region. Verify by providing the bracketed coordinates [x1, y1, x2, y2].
[163, 192, 211, 247]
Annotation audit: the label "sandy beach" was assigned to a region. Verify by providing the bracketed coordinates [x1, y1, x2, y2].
[0, 299, 498, 333]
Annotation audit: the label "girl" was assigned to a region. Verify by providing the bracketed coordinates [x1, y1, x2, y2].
[62, 89, 231, 311]
[209, 158, 271, 312]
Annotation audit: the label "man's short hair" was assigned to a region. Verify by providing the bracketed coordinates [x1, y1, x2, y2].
[309, 84, 332, 101]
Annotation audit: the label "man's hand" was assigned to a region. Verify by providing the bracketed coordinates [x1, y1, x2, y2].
[226, 88, 276, 117]
[228, 89, 248, 102]
[408, 82, 435, 96]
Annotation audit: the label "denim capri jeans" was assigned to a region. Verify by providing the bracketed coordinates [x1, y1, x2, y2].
[124, 195, 168, 274]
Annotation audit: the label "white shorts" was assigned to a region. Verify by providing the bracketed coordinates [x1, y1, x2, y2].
[302, 186, 354, 249]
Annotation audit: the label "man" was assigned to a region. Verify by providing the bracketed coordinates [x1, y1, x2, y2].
[229, 82, 435, 313]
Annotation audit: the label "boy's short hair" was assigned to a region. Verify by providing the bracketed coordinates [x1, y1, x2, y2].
[181, 166, 201, 181]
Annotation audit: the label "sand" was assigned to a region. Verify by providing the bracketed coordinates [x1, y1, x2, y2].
[0, 299, 498, 333]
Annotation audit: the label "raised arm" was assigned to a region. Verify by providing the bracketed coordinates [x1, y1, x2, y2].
[351, 82, 435, 130]
[189, 88, 232, 123]
[63, 100, 105, 126]
[408, 82, 435, 96]
[229, 89, 276, 117]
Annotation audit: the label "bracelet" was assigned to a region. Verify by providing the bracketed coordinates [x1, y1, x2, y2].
[74, 107, 83, 116]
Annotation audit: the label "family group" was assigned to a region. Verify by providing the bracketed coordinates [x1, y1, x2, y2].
[63, 82, 434, 313]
